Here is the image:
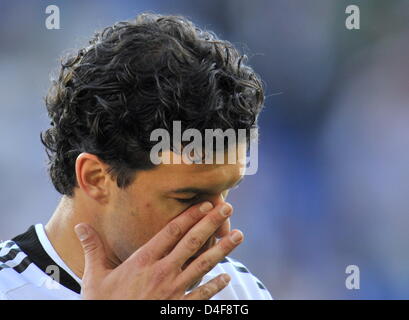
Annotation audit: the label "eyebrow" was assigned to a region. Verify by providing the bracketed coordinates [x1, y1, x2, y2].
[170, 176, 245, 194]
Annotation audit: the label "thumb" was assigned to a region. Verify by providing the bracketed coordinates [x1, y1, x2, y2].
[74, 223, 108, 276]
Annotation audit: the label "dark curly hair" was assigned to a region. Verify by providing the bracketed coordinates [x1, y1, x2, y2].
[41, 12, 265, 197]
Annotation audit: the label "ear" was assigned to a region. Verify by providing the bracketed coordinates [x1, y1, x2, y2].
[75, 152, 112, 203]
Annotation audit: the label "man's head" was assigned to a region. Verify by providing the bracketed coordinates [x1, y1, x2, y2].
[41, 13, 264, 261]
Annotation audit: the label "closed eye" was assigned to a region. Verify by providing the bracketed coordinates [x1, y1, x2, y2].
[175, 195, 201, 204]
[173, 180, 242, 204]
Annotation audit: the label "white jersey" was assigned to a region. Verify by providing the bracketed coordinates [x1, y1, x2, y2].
[0, 224, 272, 300]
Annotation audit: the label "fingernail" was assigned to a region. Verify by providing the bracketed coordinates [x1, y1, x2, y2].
[219, 204, 231, 217]
[222, 273, 231, 284]
[74, 225, 89, 241]
[199, 202, 213, 213]
[230, 230, 243, 244]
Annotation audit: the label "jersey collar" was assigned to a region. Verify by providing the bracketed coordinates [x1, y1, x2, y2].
[12, 224, 82, 294]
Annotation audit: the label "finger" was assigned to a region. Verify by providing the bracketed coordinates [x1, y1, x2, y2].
[74, 223, 109, 277]
[177, 229, 243, 288]
[165, 203, 233, 267]
[183, 273, 231, 300]
[215, 218, 230, 239]
[128, 201, 214, 266]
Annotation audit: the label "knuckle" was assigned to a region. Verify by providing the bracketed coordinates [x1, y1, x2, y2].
[199, 285, 214, 299]
[82, 239, 98, 254]
[197, 258, 213, 274]
[186, 235, 203, 251]
[166, 222, 183, 239]
[152, 263, 171, 284]
[189, 207, 203, 220]
[135, 250, 151, 266]
[208, 213, 222, 227]
[219, 239, 234, 252]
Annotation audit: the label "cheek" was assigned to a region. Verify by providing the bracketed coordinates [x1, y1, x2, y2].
[142, 201, 179, 232]
[109, 195, 186, 260]
[131, 200, 179, 244]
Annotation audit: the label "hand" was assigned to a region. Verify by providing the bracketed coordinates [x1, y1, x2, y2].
[74, 202, 244, 299]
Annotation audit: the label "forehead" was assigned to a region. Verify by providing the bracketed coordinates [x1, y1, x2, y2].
[149, 159, 243, 190]
[135, 148, 246, 192]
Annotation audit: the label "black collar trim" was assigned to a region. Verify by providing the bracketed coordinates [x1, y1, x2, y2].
[12, 225, 81, 294]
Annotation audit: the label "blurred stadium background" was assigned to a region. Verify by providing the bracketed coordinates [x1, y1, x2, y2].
[1, 0, 408, 299]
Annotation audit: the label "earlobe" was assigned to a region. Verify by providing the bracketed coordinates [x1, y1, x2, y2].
[75, 152, 110, 203]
